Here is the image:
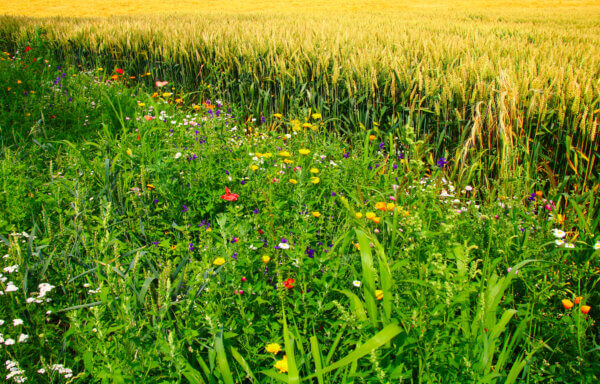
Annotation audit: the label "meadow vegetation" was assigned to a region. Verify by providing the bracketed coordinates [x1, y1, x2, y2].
[0, 1, 599, 382]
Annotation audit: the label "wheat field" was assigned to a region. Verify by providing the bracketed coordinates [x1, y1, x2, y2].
[1, 0, 599, 190]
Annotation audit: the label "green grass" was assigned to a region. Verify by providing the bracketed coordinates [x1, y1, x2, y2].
[0, 45, 599, 383]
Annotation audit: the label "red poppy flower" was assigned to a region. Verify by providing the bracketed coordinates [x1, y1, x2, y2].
[144, 115, 154, 121]
[115, 68, 124, 75]
[258, 229, 265, 235]
[284, 278, 295, 289]
[24, 45, 32, 53]
[220, 187, 239, 201]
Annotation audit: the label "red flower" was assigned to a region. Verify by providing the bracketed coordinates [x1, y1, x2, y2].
[284, 278, 295, 289]
[24, 45, 32, 53]
[144, 115, 154, 121]
[115, 68, 124, 75]
[220, 187, 239, 201]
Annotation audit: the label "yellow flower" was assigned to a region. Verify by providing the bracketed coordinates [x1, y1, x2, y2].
[375, 290, 383, 300]
[126, 148, 132, 156]
[372, 216, 381, 224]
[355, 212, 363, 219]
[310, 168, 319, 174]
[206, 228, 212, 232]
[273, 113, 283, 118]
[365, 212, 376, 219]
[138, 103, 146, 107]
[262, 152, 273, 158]
[250, 165, 259, 171]
[274, 355, 288, 373]
[386, 203, 395, 211]
[279, 151, 291, 157]
[262, 255, 271, 264]
[146, 184, 155, 190]
[175, 98, 184, 103]
[193, 105, 202, 111]
[310, 177, 320, 184]
[353, 242, 361, 251]
[265, 343, 282, 354]
[311, 113, 322, 119]
[289, 179, 298, 184]
[298, 148, 310, 155]
[213, 257, 226, 266]
[162, 92, 172, 97]
[312, 211, 321, 218]
[283, 159, 294, 164]
[97, 67, 103, 71]
[302, 122, 312, 128]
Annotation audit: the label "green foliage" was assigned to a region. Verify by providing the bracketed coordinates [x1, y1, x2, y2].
[0, 46, 598, 383]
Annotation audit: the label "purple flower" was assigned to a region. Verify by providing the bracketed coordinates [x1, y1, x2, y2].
[189, 243, 194, 251]
[253, 208, 259, 214]
[379, 142, 385, 150]
[182, 204, 189, 212]
[343, 152, 350, 158]
[437, 158, 448, 169]
[241, 180, 246, 185]
[153, 199, 159, 204]
[280, 238, 287, 243]
[331, 192, 337, 196]
[398, 153, 405, 159]
[261, 116, 266, 124]
[306, 248, 315, 258]
[152, 241, 159, 247]
[232, 253, 238, 259]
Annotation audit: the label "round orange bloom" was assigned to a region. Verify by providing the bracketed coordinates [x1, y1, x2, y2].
[535, 191, 543, 198]
[369, 134, 376, 141]
[375, 202, 387, 211]
[562, 299, 574, 309]
[574, 296, 583, 304]
[581, 305, 591, 314]
[372, 216, 381, 224]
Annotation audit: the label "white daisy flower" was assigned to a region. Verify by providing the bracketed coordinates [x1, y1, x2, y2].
[352, 280, 361, 288]
[552, 229, 566, 239]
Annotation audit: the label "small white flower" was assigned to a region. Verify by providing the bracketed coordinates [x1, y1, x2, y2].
[2, 265, 18, 273]
[0, 320, 3, 325]
[5, 283, 18, 292]
[174, 152, 182, 159]
[565, 243, 575, 249]
[555, 239, 565, 247]
[278, 243, 290, 249]
[13, 319, 23, 326]
[4, 338, 15, 345]
[465, 185, 473, 191]
[552, 229, 566, 239]
[17, 334, 28, 343]
[594, 241, 600, 251]
[352, 280, 361, 288]
[37, 369, 46, 374]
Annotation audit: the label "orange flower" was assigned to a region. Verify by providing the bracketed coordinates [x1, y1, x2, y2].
[372, 216, 381, 224]
[284, 278, 295, 289]
[369, 134, 376, 141]
[574, 296, 583, 304]
[375, 202, 387, 211]
[581, 305, 591, 314]
[535, 191, 543, 198]
[562, 299, 574, 309]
